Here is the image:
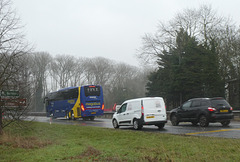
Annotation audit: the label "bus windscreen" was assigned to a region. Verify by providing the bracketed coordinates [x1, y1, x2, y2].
[84, 86, 100, 96]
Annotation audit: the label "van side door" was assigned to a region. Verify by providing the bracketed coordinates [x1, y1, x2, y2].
[127, 101, 141, 123]
[117, 103, 127, 124]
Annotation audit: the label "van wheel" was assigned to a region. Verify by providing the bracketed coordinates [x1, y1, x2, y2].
[170, 114, 179, 126]
[133, 119, 142, 130]
[221, 120, 230, 127]
[157, 123, 165, 129]
[199, 115, 209, 127]
[112, 119, 119, 129]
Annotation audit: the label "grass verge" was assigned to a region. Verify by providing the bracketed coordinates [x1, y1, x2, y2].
[1, 121, 240, 161]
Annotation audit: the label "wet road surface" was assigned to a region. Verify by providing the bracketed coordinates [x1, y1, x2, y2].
[27, 116, 240, 139]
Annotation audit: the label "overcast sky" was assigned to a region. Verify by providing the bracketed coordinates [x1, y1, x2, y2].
[12, 0, 240, 66]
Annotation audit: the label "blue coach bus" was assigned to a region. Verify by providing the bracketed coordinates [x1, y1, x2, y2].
[44, 85, 104, 120]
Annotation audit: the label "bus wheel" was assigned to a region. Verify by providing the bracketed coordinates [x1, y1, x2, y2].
[90, 116, 95, 121]
[71, 111, 75, 120]
[66, 112, 70, 120]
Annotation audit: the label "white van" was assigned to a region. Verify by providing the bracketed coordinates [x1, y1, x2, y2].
[112, 97, 167, 130]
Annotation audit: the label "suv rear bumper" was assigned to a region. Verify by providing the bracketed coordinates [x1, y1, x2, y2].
[210, 113, 234, 121]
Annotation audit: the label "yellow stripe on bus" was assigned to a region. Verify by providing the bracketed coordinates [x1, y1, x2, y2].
[72, 86, 81, 118]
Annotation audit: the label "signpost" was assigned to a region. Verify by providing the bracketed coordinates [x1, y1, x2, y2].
[0, 98, 26, 107]
[1, 90, 19, 97]
[0, 90, 26, 107]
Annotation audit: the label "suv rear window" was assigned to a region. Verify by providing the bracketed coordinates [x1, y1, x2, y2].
[211, 99, 230, 108]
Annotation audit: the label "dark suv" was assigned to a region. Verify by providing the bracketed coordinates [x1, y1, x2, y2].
[170, 98, 234, 127]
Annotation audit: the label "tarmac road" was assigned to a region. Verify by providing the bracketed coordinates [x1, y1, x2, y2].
[26, 116, 240, 139]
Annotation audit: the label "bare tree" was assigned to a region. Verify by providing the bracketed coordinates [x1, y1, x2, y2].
[88, 57, 114, 87]
[137, 5, 231, 66]
[40, 54, 149, 111]
[69, 57, 86, 87]
[29, 52, 52, 112]
[106, 62, 148, 107]
[0, 0, 31, 134]
[50, 54, 75, 89]
[1, 54, 33, 131]
[82, 58, 95, 85]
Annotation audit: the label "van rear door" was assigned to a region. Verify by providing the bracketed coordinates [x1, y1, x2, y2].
[142, 98, 166, 122]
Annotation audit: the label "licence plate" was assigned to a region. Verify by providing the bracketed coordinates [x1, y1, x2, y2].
[220, 110, 228, 113]
[91, 112, 96, 114]
[146, 116, 154, 119]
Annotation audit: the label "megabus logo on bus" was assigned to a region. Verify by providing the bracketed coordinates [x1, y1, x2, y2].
[86, 102, 101, 107]
[68, 100, 75, 104]
[86, 102, 101, 108]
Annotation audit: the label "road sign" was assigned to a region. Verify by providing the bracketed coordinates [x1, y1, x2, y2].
[1, 90, 19, 97]
[0, 98, 26, 107]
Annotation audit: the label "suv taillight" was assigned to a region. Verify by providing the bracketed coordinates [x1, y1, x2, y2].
[208, 107, 216, 112]
[230, 107, 233, 111]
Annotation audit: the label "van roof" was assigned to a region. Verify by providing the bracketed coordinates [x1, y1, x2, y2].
[123, 97, 163, 103]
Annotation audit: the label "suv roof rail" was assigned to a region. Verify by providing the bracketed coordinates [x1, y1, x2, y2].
[210, 97, 225, 100]
[189, 97, 225, 101]
[189, 98, 209, 100]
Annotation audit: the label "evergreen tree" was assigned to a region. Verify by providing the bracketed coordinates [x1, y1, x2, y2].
[146, 29, 224, 109]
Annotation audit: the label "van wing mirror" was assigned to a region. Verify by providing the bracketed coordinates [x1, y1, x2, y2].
[115, 105, 121, 112]
[117, 109, 121, 114]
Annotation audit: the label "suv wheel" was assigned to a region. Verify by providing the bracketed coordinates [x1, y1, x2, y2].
[112, 119, 119, 129]
[171, 114, 179, 126]
[199, 115, 209, 127]
[133, 119, 142, 130]
[191, 121, 198, 126]
[221, 120, 230, 127]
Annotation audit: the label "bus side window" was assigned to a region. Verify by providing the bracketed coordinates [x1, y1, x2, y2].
[62, 88, 78, 99]
[46, 100, 49, 106]
[70, 88, 78, 99]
